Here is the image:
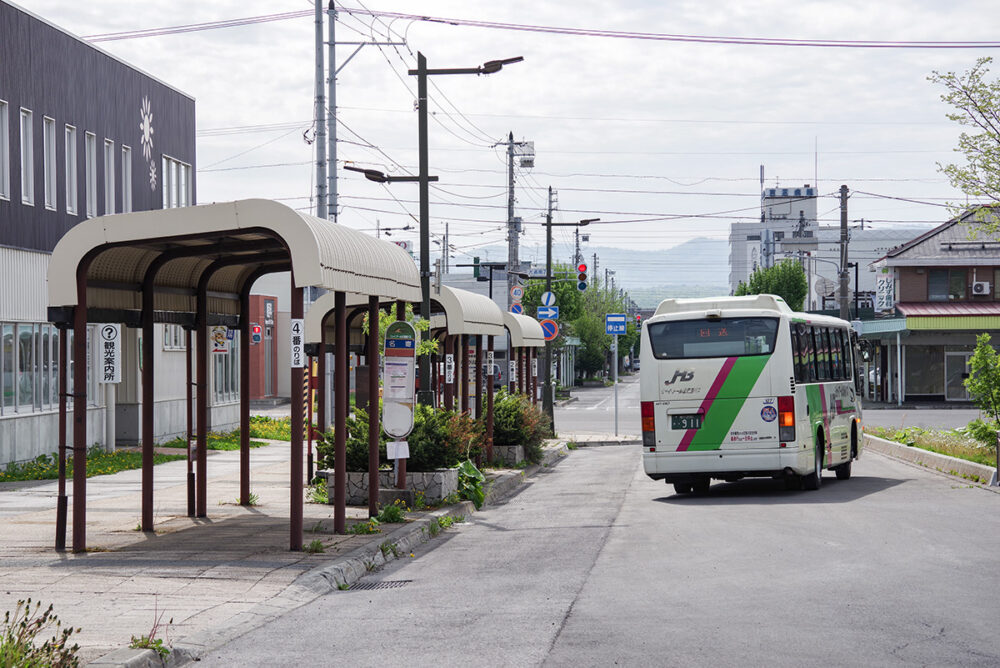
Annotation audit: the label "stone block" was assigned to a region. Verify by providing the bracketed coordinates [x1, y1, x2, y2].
[322, 468, 458, 505]
[493, 444, 524, 466]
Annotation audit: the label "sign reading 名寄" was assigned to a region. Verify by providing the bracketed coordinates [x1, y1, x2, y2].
[383, 320, 417, 439]
[290, 319, 304, 368]
[99, 324, 121, 384]
[605, 313, 627, 335]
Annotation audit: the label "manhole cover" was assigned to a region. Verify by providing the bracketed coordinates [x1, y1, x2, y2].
[349, 580, 412, 591]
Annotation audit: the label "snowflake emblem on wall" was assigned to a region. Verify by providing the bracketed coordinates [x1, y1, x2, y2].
[149, 162, 157, 191]
[138, 96, 154, 162]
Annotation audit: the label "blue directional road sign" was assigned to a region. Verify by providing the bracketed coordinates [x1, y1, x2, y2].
[541, 291, 556, 307]
[605, 313, 627, 335]
[537, 306, 559, 320]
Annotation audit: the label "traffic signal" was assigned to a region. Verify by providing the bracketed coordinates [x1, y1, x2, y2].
[251, 323, 262, 344]
[635, 314, 641, 324]
[576, 262, 588, 291]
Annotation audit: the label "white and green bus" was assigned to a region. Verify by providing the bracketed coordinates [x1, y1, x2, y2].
[639, 294, 862, 494]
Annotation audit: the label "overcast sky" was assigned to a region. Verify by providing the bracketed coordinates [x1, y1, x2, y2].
[14, 0, 1000, 273]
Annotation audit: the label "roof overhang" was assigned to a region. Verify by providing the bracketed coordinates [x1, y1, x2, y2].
[430, 285, 505, 336]
[47, 199, 420, 326]
[503, 312, 545, 348]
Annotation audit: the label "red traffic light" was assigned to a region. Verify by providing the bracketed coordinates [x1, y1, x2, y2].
[577, 263, 588, 273]
[252, 324, 262, 335]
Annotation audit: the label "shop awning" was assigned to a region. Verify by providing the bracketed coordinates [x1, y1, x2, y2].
[503, 312, 546, 348]
[897, 302, 1000, 331]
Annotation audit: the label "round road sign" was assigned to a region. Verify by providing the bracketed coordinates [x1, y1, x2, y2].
[541, 291, 556, 307]
[510, 285, 524, 300]
[510, 303, 524, 314]
[540, 319, 559, 341]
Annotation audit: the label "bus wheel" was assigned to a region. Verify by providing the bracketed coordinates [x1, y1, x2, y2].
[803, 437, 824, 491]
[692, 478, 710, 495]
[835, 460, 852, 480]
[673, 483, 693, 494]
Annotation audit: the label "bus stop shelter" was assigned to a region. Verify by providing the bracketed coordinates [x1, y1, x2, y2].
[502, 312, 546, 403]
[46, 199, 418, 553]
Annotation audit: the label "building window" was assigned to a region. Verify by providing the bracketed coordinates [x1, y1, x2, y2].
[162, 155, 191, 208]
[121, 145, 132, 213]
[20, 108, 33, 205]
[212, 331, 239, 404]
[85, 132, 96, 217]
[103, 139, 115, 215]
[0, 322, 72, 417]
[65, 125, 77, 215]
[43, 117, 56, 210]
[163, 324, 185, 351]
[928, 269, 966, 302]
[0, 100, 9, 200]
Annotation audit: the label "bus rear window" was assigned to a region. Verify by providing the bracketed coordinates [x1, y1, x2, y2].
[647, 317, 779, 359]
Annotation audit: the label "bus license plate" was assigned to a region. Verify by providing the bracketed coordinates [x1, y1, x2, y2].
[671, 414, 702, 430]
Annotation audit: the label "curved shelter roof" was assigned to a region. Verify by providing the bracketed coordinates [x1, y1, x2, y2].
[430, 285, 505, 336]
[304, 292, 374, 344]
[47, 199, 420, 325]
[503, 312, 546, 348]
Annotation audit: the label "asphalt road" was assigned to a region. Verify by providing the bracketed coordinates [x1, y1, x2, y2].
[201, 445, 1000, 667]
[555, 374, 641, 437]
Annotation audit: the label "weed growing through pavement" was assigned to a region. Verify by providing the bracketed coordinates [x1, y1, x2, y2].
[375, 499, 408, 524]
[379, 541, 400, 558]
[566, 441, 579, 450]
[128, 603, 172, 661]
[307, 482, 328, 504]
[337, 583, 350, 591]
[427, 521, 440, 538]
[304, 539, 325, 554]
[364, 560, 377, 572]
[307, 521, 325, 534]
[0, 599, 80, 667]
[348, 519, 381, 535]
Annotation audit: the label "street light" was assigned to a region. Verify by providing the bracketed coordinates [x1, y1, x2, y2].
[344, 164, 437, 185]
[408, 51, 523, 407]
[543, 196, 599, 429]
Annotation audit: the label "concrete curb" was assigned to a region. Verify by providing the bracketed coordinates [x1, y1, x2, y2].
[864, 434, 998, 487]
[106, 443, 570, 667]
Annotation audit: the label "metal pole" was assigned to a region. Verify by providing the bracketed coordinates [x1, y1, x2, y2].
[368, 296, 380, 517]
[395, 301, 407, 489]
[506, 132, 517, 311]
[486, 335, 495, 463]
[460, 334, 469, 414]
[290, 286, 305, 549]
[314, 0, 327, 219]
[475, 335, 483, 421]
[333, 291, 347, 533]
[839, 184, 850, 320]
[327, 1, 337, 222]
[141, 276, 154, 531]
[196, 280, 208, 518]
[72, 264, 88, 553]
[613, 334, 619, 436]
[186, 328, 194, 517]
[416, 52, 433, 407]
[543, 186, 555, 430]
[55, 325, 67, 550]
[240, 289, 251, 505]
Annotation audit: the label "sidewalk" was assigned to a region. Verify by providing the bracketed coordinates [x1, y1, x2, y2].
[0, 440, 567, 666]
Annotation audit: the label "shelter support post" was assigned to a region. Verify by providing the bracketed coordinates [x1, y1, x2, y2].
[333, 291, 347, 534]
[72, 264, 89, 553]
[55, 325, 67, 551]
[317, 344, 326, 433]
[141, 277, 155, 531]
[395, 301, 407, 489]
[475, 335, 483, 421]
[240, 289, 251, 505]
[186, 328, 194, 517]
[368, 296, 380, 518]
[444, 335, 454, 410]
[307, 354, 314, 483]
[290, 286, 305, 549]
[196, 281, 208, 517]
[487, 335, 495, 463]
[530, 349, 537, 405]
[460, 334, 469, 414]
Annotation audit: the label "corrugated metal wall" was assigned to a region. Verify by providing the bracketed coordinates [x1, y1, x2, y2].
[0, 246, 49, 321]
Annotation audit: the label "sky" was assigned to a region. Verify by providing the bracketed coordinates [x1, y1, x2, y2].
[14, 0, 1000, 277]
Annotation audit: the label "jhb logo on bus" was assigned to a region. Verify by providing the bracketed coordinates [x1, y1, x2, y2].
[761, 405, 777, 422]
[664, 369, 694, 386]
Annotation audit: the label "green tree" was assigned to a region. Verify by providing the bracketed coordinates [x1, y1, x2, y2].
[929, 57, 1000, 234]
[965, 334, 1000, 435]
[520, 263, 583, 321]
[734, 260, 807, 311]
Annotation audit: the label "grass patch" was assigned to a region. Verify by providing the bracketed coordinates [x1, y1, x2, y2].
[249, 415, 292, 441]
[866, 425, 997, 467]
[0, 447, 185, 483]
[1, 599, 81, 667]
[161, 430, 267, 451]
[304, 539, 325, 554]
[348, 519, 381, 535]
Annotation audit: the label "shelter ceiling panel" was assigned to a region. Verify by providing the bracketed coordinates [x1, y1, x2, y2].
[503, 312, 545, 348]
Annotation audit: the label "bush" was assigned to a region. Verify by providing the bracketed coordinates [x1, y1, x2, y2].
[248, 415, 292, 440]
[316, 408, 387, 472]
[963, 418, 999, 447]
[406, 405, 483, 471]
[0, 599, 80, 667]
[488, 390, 551, 463]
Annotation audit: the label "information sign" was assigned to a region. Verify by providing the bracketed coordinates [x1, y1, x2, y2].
[445, 353, 455, 384]
[605, 313, 627, 335]
[509, 360, 517, 384]
[537, 306, 559, 320]
[532, 358, 538, 377]
[99, 324, 121, 384]
[290, 319, 304, 367]
[383, 321, 417, 439]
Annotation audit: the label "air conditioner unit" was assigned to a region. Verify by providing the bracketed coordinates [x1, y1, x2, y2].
[972, 281, 991, 295]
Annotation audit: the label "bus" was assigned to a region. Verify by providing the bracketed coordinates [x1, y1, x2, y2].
[639, 294, 862, 494]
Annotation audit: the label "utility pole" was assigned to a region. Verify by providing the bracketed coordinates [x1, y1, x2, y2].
[574, 227, 581, 265]
[543, 186, 555, 428]
[443, 222, 449, 274]
[839, 184, 850, 320]
[593, 253, 599, 285]
[313, 0, 327, 219]
[326, 2, 336, 221]
[506, 132, 518, 310]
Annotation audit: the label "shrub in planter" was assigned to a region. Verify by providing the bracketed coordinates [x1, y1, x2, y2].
[488, 389, 551, 464]
[407, 405, 484, 471]
[316, 408, 387, 472]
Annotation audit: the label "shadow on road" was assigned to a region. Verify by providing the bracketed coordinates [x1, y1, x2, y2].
[652, 474, 905, 506]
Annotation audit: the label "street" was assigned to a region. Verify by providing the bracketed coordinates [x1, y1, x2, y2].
[202, 438, 1000, 666]
[555, 374, 642, 438]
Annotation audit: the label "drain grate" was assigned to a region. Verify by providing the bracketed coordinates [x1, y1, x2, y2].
[349, 580, 412, 591]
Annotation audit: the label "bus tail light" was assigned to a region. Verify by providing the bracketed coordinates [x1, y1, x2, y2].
[641, 401, 655, 447]
[778, 395, 795, 443]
